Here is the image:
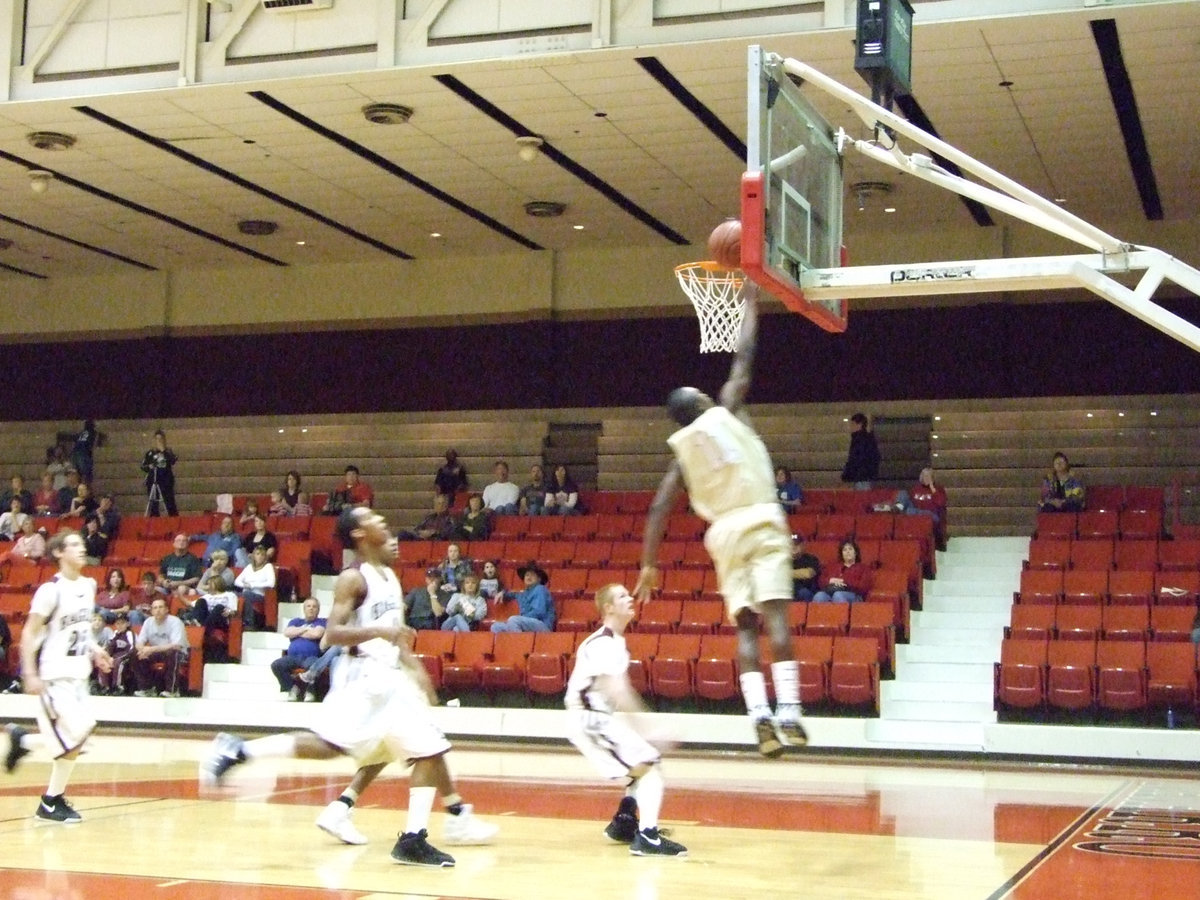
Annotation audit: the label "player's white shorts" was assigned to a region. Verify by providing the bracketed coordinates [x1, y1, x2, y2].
[567, 708, 659, 780]
[705, 503, 793, 620]
[35, 678, 96, 758]
[313, 655, 450, 765]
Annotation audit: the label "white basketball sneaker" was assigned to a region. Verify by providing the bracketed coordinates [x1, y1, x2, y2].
[443, 804, 498, 845]
[316, 801, 368, 845]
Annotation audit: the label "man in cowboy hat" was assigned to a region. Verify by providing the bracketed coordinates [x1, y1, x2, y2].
[490, 562, 554, 633]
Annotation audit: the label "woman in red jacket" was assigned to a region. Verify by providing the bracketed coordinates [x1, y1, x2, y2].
[813, 539, 874, 603]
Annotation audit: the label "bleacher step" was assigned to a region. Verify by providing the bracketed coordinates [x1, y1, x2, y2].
[882, 680, 993, 704]
[911, 610, 1010, 631]
[864, 719, 986, 751]
[920, 595, 1014, 614]
[907, 627, 1002, 650]
[894, 660, 994, 684]
[881, 698, 998, 723]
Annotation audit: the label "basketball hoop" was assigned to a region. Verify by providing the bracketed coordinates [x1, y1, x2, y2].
[674, 261, 747, 353]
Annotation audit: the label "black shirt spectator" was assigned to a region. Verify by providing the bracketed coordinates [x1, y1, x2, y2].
[841, 412, 880, 487]
[434, 449, 469, 504]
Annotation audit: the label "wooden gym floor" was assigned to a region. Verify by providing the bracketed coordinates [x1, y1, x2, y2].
[0, 732, 1195, 899]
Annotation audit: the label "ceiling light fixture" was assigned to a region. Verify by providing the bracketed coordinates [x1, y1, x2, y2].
[28, 170, 53, 194]
[361, 102, 413, 125]
[238, 219, 278, 236]
[850, 180, 892, 212]
[515, 135, 544, 162]
[26, 131, 75, 151]
[523, 200, 565, 218]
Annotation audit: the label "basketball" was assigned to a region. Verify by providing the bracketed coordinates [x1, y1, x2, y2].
[708, 219, 742, 269]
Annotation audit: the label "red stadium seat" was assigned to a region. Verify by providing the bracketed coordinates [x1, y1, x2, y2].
[537, 541, 576, 567]
[854, 514, 894, 542]
[550, 568, 588, 599]
[1062, 570, 1108, 606]
[624, 633, 658, 696]
[1120, 509, 1162, 540]
[413, 631, 455, 689]
[1046, 640, 1096, 710]
[571, 541, 612, 569]
[1055, 605, 1102, 642]
[1147, 642, 1197, 711]
[1086, 485, 1125, 512]
[1027, 539, 1071, 571]
[1101, 605, 1149, 642]
[677, 600, 724, 635]
[787, 513, 819, 540]
[1107, 570, 1154, 607]
[1007, 604, 1056, 641]
[829, 636, 879, 709]
[1113, 540, 1158, 572]
[649, 634, 701, 699]
[1155, 571, 1200, 606]
[1158, 540, 1200, 572]
[442, 632, 494, 692]
[1150, 606, 1196, 642]
[1096, 640, 1147, 711]
[695, 635, 740, 701]
[793, 635, 833, 704]
[557, 597, 598, 633]
[848, 602, 896, 670]
[804, 603, 850, 637]
[995, 638, 1047, 709]
[1077, 511, 1119, 541]
[1035, 512, 1077, 540]
[659, 569, 705, 602]
[527, 631, 577, 697]
[1124, 486, 1165, 512]
[561, 515, 599, 541]
[636, 599, 682, 635]
[815, 514, 856, 542]
[481, 632, 535, 693]
[1069, 540, 1113, 572]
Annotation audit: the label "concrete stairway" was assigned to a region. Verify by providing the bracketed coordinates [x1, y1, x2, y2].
[872, 536, 1026, 750]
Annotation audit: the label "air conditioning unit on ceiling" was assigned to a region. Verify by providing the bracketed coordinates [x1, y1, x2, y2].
[261, 0, 333, 11]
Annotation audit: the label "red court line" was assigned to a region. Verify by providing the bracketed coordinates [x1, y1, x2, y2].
[0, 867, 369, 900]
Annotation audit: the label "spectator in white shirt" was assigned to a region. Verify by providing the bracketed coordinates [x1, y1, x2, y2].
[481, 460, 520, 515]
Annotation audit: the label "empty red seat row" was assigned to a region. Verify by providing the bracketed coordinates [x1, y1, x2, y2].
[995, 638, 1191, 714]
[1035, 508, 1164, 541]
[1028, 537, 1200, 572]
[1016, 569, 1200, 605]
[1008, 604, 1198, 643]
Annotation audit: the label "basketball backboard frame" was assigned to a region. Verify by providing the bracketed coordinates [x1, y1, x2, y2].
[740, 49, 1200, 354]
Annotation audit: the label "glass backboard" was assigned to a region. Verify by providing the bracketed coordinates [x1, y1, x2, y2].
[742, 45, 847, 333]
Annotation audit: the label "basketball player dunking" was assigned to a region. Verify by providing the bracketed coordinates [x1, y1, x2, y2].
[201, 505, 496, 867]
[635, 285, 808, 757]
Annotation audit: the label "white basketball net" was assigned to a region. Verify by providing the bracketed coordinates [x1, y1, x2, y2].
[674, 261, 746, 353]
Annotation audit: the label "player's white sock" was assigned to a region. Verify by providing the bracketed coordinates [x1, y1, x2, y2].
[243, 734, 297, 759]
[632, 766, 664, 831]
[406, 785, 436, 835]
[47, 758, 76, 797]
[739, 671, 771, 720]
[771, 660, 800, 713]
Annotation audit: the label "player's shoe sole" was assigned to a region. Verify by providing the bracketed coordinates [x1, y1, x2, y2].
[755, 718, 785, 758]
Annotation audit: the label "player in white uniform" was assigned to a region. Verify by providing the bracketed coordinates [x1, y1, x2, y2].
[566, 584, 686, 857]
[635, 285, 807, 757]
[2, 529, 112, 823]
[200, 506, 495, 868]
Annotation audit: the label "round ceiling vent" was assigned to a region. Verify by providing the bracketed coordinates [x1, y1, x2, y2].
[362, 103, 413, 125]
[26, 131, 76, 151]
[237, 219, 278, 236]
[523, 200, 566, 218]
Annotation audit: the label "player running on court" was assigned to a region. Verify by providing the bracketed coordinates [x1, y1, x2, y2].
[635, 284, 807, 757]
[566, 583, 686, 857]
[3, 529, 113, 822]
[201, 505, 495, 867]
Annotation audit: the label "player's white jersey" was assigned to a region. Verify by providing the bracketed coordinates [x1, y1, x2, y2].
[667, 405, 776, 522]
[30, 574, 97, 682]
[351, 562, 404, 668]
[566, 626, 628, 713]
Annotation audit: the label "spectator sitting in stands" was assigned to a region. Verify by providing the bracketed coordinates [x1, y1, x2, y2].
[519, 464, 549, 516]
[400, 493, 457, 541]
[96, 567, 137, 626]
[491, 563, 555, 633]
[0, 474, 33, 516]
[0, 519, 45, 565]
[441, 572, 488, 632]
[482, 460, 520, 516]
[544, 465, 584, 516]
[44, 444, 69, 492]
[82, 515, 108, 566]
[88, 612, 114, 692]
[281, 470, 302, 511]
[94, 493, 121, 541]
[99, 612, 135, 695]
[270, 597, 327, 702]
[268, 490, 291, 518]
[64, 481, 98, 520]
[1039, 452, 1085, 513]
[841, 412, 880, 490]
[434, 448, 469, 506]
[791, 536, 821, 602]
[456, 493, 490, 541]
[190, 551, 240, 661]
[55, 469, 81, 515]
[812, 540, 873, 604]
[131, 572, 159, 622]
[478, 559, 502, 600]
[0, 497, 29, 541]
[235, 544, 276, 630]
[132, 597, 187, 697]
[322, 465, 373, 515]
[775, 466, 804, 512]
[242, 514, 278, 562]
[158, 533, 204, 601]
[292, 491, 313, 518]
[404, 568, 445, 630]
[238, 498, 261, 529]
[434, 542, 474, 603]
[197, 515, 247, 568]
[33, 473, 60, 516]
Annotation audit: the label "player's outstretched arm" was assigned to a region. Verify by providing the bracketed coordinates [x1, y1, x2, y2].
[636, 462, 684, 602]
[717, 282, 759, 414]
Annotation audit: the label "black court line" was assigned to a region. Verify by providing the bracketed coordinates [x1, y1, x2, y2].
[250, 90, 542, 251]
[0, 261, 46, 279]
[1091, 19, 1162, 221]
[983, 779, 1134, 900]
[73, 105, 414, 261]
[0, 148, 286, 266]
[434, 73, 690, 246]
[892, 94, 996, 228]
[634, 56, 746, 161]
[0, 211, 157, 271]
